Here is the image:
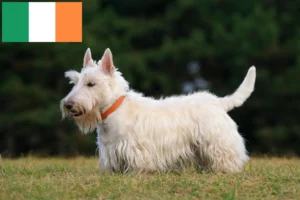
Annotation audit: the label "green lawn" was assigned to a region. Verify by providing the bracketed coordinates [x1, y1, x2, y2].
[0, 156, 299, 200]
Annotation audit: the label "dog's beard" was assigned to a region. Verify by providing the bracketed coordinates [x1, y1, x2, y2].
[73, 107, 101, 134]
[60, 101, 101, 134]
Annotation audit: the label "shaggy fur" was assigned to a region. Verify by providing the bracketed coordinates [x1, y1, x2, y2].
[61, 48, 256, 173]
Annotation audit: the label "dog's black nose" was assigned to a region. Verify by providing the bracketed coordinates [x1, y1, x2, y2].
[64, 101, 74, 110]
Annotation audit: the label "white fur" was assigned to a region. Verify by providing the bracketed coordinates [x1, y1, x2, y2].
[61, 48, 256, 173]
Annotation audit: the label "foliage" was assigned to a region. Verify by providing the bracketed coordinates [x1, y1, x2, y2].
[1, 0, 300, 156]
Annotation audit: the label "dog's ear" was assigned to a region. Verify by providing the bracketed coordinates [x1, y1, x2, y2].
[100, 48, 115, 75]
[65, 70, 80, 84]
[83, 48, 93, 68]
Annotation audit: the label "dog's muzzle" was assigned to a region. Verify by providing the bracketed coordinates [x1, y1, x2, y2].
[64, 100, 83, 117]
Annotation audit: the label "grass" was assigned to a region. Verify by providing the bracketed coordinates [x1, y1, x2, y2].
[0, 156, 299, 200]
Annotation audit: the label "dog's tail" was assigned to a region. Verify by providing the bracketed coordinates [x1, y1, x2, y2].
[220, 66, 256, 112]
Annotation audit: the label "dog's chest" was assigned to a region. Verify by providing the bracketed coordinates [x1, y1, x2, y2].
[102, 121, 110, 133]
[99, 119, 123, 143]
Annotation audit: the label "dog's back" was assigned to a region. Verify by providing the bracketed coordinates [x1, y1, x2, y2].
[127, 66, 256, 114]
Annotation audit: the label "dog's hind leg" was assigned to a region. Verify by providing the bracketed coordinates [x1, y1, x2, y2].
[194, 109, 249, 173]
[197, 130, 249, 173]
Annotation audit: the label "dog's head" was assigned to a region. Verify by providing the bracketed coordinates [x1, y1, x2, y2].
[60, 48, 129, 133]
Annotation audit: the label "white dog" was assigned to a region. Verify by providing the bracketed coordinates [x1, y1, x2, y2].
[61, 48, 256, 173]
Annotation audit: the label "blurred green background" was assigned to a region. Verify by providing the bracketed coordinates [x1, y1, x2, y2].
[1, 0, 300, 157]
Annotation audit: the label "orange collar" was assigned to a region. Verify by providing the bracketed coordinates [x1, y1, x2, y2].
[101, 95, 125, 120]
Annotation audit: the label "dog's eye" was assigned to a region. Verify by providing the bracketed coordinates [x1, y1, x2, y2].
[87, 82, 95, 87]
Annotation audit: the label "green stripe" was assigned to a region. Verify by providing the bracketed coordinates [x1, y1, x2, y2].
[2, 2, 29, 42]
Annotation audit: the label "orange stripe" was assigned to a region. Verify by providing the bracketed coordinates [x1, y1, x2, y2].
[55, 2, 82, 42]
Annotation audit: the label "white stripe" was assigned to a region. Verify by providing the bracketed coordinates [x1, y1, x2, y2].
[29, 2, 56, 42]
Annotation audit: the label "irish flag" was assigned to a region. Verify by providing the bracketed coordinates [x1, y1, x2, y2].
[2, 2, 82, 42]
